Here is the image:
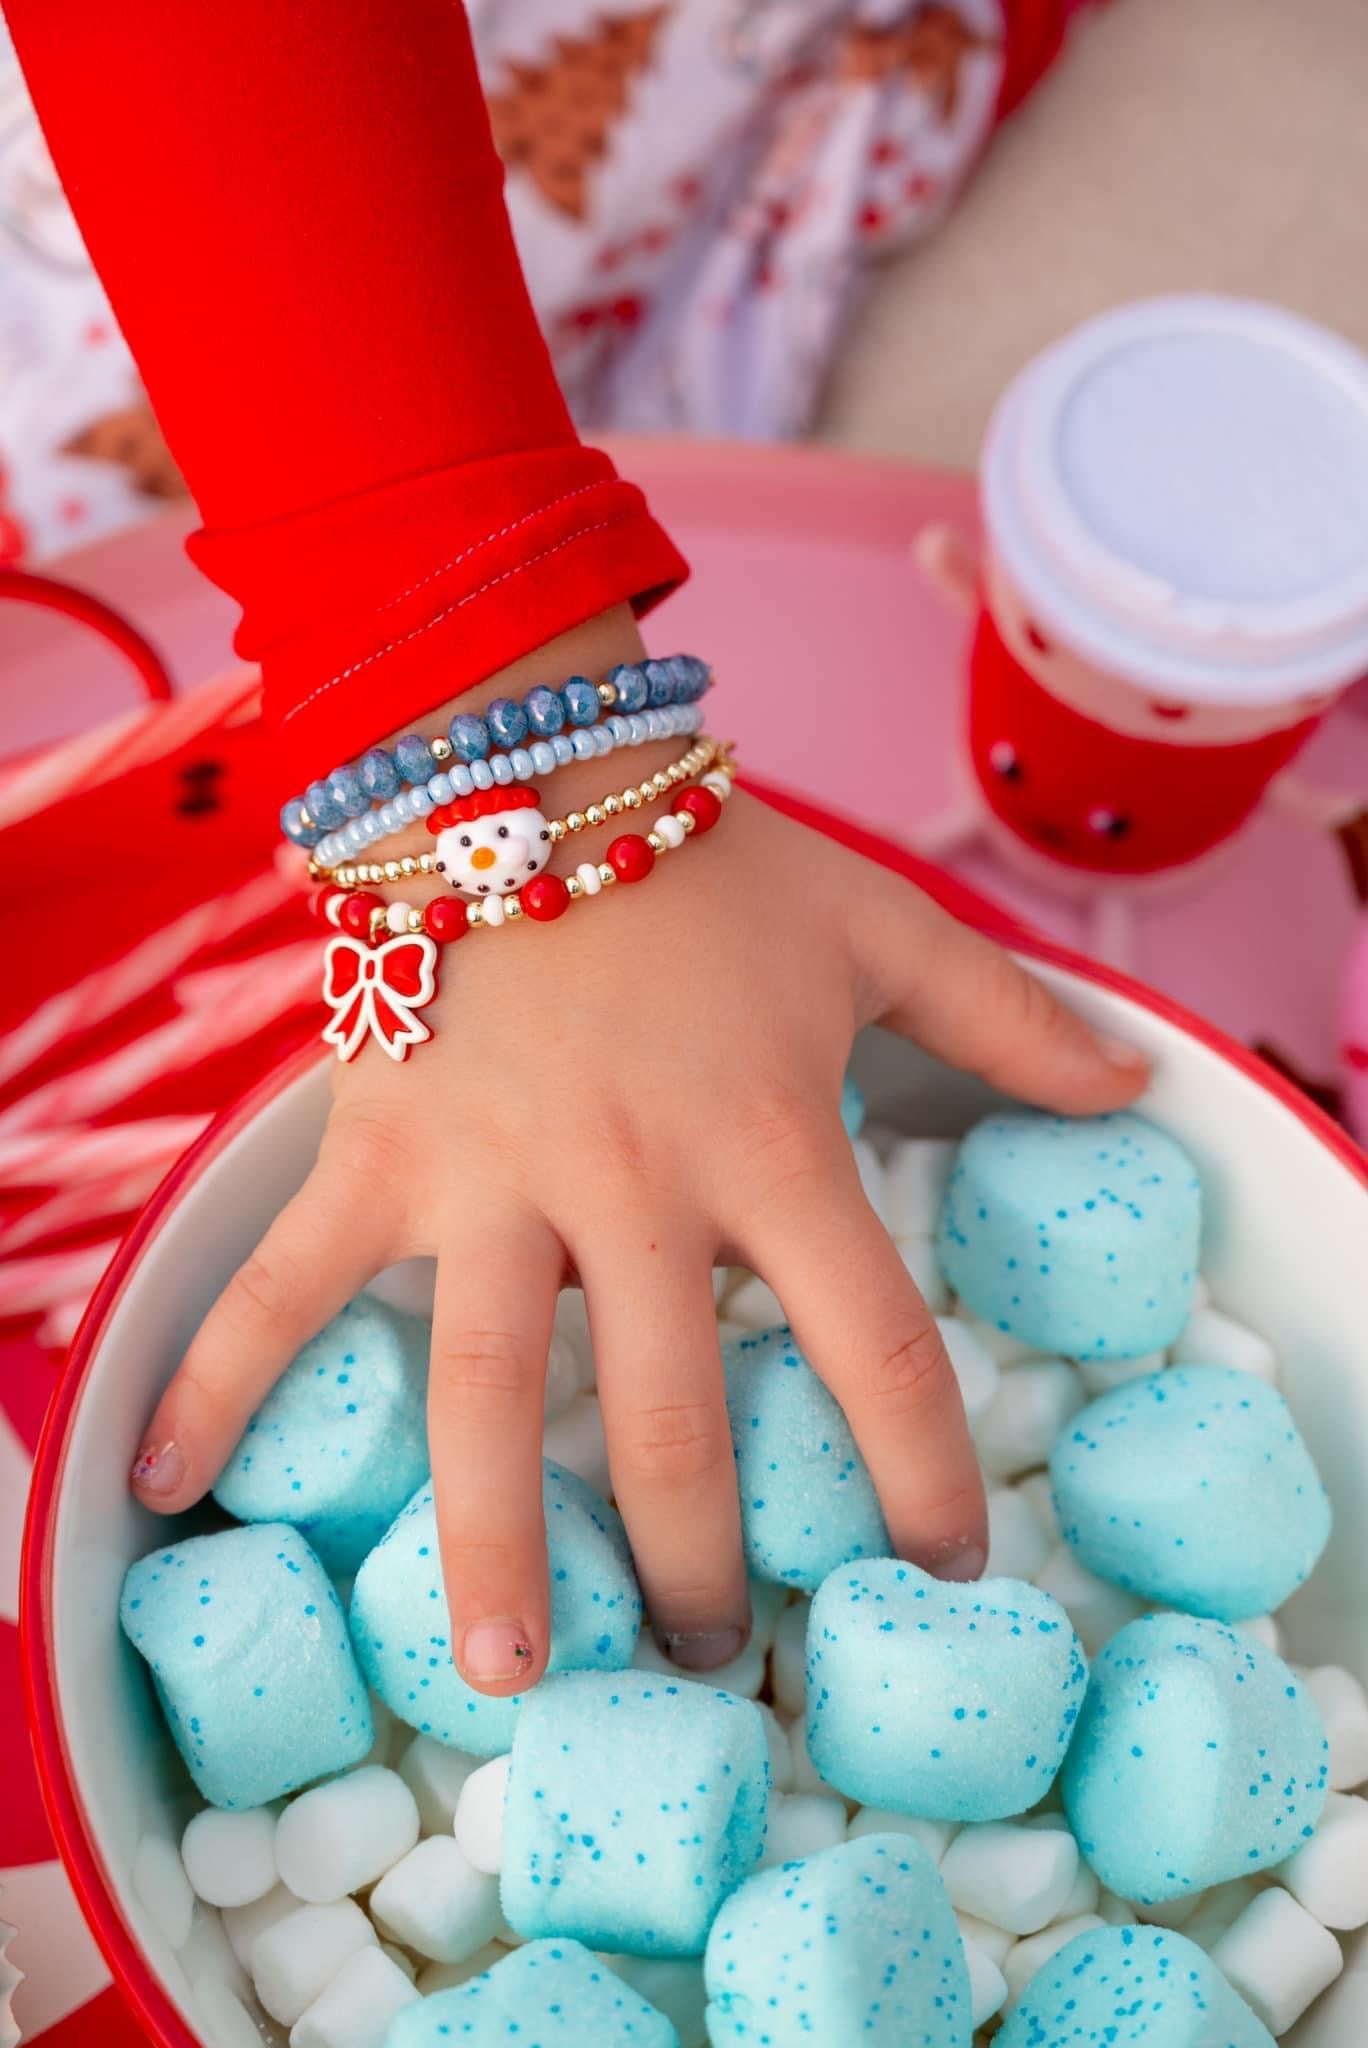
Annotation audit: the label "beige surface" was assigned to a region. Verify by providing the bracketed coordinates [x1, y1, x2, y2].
[816, 0, 1368, 467]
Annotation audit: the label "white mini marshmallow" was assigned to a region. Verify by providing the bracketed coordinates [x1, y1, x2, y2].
[178, 1900, 253, 2003]
[937, 1317, 1000, 1423]
[181, 1805, 278, 1909]
[1002, 1915, 1106, 2006]
[415, 1943, 506, 1995]
[851, 1138, 891, 1227]
[1184, 1878, 1263, 1952]
[883, 1137, 956, 1238]
[610, 1954, 709, 2048]
[1303, 1667, 1368, 1791]
[1210, 1886, 1344, 2036]
[1134, 1890, 1203, 1930]
[985, 1487, 1052, 1583]
[940, 1822, 1080, 1936]
[898, 1236, 952, 1314]
[396, 1732, 484, 1836]
[274, 1767, 419, 1904]
[956, 1313, 1039, 1368]
[253, 1901, 377, 2026]
[1017, 1472, 1059, 1542]
[1096, 1891, 1138, 1928]
[380, 1943, 417, 1982]
[453, 1753, 511, 1876]
[846, 1809, 955, 1864]
[974, 1361, 1085, 1480]
[364, 1260, 436, 1319]
[359, 1693, 404, 1770]
[727, 1273, 788, 1330]
[788, 1716, 840, 1799]
[369, 1836, 502, 1963]
[1279, 1792, 1368, 1929]
[693, 1631, 766, 1700]
[541, 1392, 611, 1498]
[962, 1936, 1009, 2029]
[289, 1943, 420, 2048]
[760, 1794, 848, 1868]
[544, 1329, 591, 1422]
[771, 1598, 809, 1719]
[631, 1631, 678, 1677]
[758, 1704, 796, 1793]
[1058, 1858, 1101, 1921]
[956, 1912, 1014, 1966]
[1172, 1306, 1277, 1383]
[1236, 1614, 1284, 1655]
[1032, 1546, 1147, 1656]
[748, 1580, 788, 1655]
[191, 1975, 269, 2048]
[133, 1833, 194, 1950]
[223, 1881, 304, 1972]
[1077, 1351, 1166, 1398]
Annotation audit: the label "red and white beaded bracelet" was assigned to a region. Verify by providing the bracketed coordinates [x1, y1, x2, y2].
[313, 762, 734, 1063]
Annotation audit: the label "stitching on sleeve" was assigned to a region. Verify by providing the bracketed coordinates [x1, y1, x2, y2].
[371, 481, 603, 618]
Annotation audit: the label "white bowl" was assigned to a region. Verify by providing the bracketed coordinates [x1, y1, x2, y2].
[22, 825, 1368, 2046]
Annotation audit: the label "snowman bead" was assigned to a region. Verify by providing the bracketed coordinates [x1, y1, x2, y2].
[432, 788, 552, 899]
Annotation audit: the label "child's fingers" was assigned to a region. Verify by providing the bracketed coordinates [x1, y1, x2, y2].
[578, 1237, 750, 1670]
[741, 1141, 987, 1581]
[428, 1206, 563, 1698]
[857, 878, 1150, 1114]
[130, 1168, 392, 1512]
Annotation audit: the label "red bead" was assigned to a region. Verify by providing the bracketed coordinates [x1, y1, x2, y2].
[339, 890, 382, 938]
[675, 785, 722, 833]
[422, 896, 470, 944]
[309, 886, 342, 922]
[607, 833, 656, 883]
[521, 874, 571, 922]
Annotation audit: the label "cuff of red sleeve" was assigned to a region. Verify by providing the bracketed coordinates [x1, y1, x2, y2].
[995, 0, 1078, 120]
[186, 445, 690, 791]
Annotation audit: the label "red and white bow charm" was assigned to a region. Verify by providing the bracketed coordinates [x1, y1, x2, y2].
[321, 933, 439, 1063]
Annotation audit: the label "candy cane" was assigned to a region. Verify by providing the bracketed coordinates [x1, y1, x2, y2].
[0, 1116, 208, 1190]
[0, 1242, 120, 1319]
[0, 1156, 183, 1255]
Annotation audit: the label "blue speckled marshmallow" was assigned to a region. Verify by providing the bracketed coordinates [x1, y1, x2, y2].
[703, 1834, 970, 2047]
[723, 1326, 888, 1593]
[120, 1523, 372, 1809]
[936, 1110, 1201, 1360]
[1061, 1612, 1328, 1904]
[805, 1558, 1086, 1821]
[213, 1294, 431, 1572]
[996, 1923, 1275, 2047]
[839, 1071, 866, 1139]
[384, 1939, 680, 2046]
[501, 1669, 770, 1957]
[1050, 1366, 1331, 1620]
[351, 1460, 640, 1755]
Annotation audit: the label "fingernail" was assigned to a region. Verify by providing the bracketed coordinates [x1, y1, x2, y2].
[130, 1440, 185, 1496]
[1097, 1033, 1148, 1072]
[926, 1538, 987, 1584]
[659, 1627, 746, 1672]
[461, 1619, 536, 1683]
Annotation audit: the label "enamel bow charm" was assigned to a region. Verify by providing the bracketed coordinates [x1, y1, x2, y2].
[321, 932, 439, 1063]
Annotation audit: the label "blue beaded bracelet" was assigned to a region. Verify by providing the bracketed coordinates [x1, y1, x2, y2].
[281, 654, 713, 851]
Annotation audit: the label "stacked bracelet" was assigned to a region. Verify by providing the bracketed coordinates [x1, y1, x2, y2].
[281, 654, 713, 853]
[315, 760, 735, 1063]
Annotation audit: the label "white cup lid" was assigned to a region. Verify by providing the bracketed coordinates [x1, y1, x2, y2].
[981, 295, 1368, 704]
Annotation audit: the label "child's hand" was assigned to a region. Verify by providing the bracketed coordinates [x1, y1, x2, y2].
[130, 622, 1148, 1691]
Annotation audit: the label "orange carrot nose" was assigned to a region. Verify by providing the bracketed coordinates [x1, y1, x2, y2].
[470, 845, 497, 870]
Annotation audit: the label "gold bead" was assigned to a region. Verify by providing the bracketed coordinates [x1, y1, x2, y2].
[400, 856, 418, 877]
[638, 783, 655, 803]
[549, 818, 567, 841]
[585, 804, 605, 827]
[567, 811, 586, 834]
[598, 862, 617, 885]
[384, 860, 402, 883]
[505, 896, 523, 920]
[430, 735, 453, 761]
[368, 908, 388, 941]
[468, 903, 483, 926]
[652, 771, 669, 794]
[407, 908, 424, 934]
[566, 874, 583, 899]
[623, 788, 643, 810]
[647, 831, 665, 853]
[597, 680, 617, 706]
[604, 793, 623, 815]
[679, 810, 698, 834]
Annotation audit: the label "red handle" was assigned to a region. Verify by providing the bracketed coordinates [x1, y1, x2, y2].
[0, 565, 173, 704]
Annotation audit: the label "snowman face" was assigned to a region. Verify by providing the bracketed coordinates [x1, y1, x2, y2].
[435, 807, 552, 898]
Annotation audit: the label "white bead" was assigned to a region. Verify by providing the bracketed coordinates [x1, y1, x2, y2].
[480, 894, 505, 928]
[1172, 1306, 1278, 1383]
[415, 1944, 506, 1995]
[654, 812, 687, 849]
[1279, 1791, 1368, 1928]
[369, 1836, 502, 1964]
[760, 1793, 848, 1867]
[1002, 1916, 1106, 2006]
[985, 1486, 1053, 1583]
[541, 1391, 611, 1497]
[700, 771, 731, 801]
[1031, 1545, 1147, 1656]
[454, 1754, 511, 1875]
[253, 1901, 376, 2026]
[1303, 1667, 1368, 1790]
[1209, 1886, 1344, 2036]
[770, 1598, 809, 1719]
[936, 1315, 1000, 1423]
[396, 1732, 483, 1836]
[181, 1805, 278, 1909]
[896, 1235, 952, 1313]
[132, 1833, 195, 1949]
[973, 1359, 1086, 1480]
[324, 891, 347, 927]
[846, 1809, 955, 1864]
[273, 1766, 419, 1904]
[962, 1936, 1009, 2028]
[576, 860, 602, 897]
[289, 1944, 420, 2048]
[385, 903, 411, 935]
[940, 1822, 1080, 1936]
[222, 1881, 304, 1972]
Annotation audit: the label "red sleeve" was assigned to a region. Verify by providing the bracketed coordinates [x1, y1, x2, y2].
[4, 0, 688, 788]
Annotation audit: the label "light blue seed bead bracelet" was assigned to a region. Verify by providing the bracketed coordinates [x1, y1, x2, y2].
[281, 653, 713, 852]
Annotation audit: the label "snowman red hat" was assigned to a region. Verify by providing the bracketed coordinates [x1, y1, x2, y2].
[428, 783, 552, 898]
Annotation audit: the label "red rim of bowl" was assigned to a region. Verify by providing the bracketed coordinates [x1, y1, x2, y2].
[20, 781, 1368, 2047]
